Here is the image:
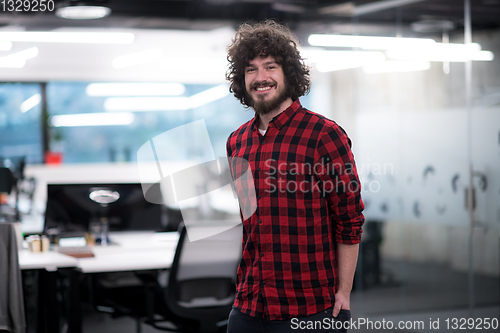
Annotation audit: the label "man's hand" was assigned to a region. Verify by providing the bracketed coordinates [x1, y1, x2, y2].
[332, 290, 350, 317]
[332, 242, 359, 317]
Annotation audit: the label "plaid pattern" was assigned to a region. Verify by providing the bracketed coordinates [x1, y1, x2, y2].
[226, 99, 365, 321]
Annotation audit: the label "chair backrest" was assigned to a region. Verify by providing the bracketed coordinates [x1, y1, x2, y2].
[166, 222, 242, 332]
[0, 223, 26, 333]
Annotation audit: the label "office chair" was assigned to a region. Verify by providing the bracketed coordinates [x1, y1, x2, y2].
[95, 222, 242, 333]
[143, 223, 242, 333]
[0, 223, 26, 333]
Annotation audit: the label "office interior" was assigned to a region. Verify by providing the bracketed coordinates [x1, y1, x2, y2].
[0, 0, 499, 332]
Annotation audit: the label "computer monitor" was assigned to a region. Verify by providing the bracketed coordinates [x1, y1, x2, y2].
[44, 182, 174, 236]
[0, 167, 15, 194]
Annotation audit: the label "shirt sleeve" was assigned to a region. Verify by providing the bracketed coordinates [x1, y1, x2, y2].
[315, 125, 365, 244]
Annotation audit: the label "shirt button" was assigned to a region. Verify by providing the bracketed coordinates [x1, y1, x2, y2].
[257, 195, 262, 199]
[257, 167, 261, 172]
[261, 281, 266, 285]
[258, 220, 262, 224]
[262, 141, 265, 145]
[260, 253, 264, 257]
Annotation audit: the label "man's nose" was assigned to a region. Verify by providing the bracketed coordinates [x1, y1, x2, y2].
[255, 68, 268, 82]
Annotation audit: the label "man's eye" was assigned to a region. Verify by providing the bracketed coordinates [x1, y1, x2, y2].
[268, 66, 275, 69]
[247, 68, 255, 73]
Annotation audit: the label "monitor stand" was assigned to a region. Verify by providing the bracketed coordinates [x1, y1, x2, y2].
[91, 218, 115, 246]
[94, 235, 115, 246]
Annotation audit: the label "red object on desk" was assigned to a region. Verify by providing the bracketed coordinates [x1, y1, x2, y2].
[45, 151, 63, 164]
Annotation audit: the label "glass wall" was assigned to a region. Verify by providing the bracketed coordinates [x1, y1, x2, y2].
[46, 82, 254, 163]
[335, 1, 500, 328]
[0, 83, 43, 164]
[43, 81, 313, 164]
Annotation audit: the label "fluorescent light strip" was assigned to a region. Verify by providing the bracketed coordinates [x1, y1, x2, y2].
[0, 59, 25, 68]
[189, 84, 230, 109]
[105, 97, 190, 111]
[363, 60, 431, 74]
[386, 43, 494, 62]
[305, 39, 494, 63]
[51, 112, 135, 127]
[160, 58, 228, 73]
[472, 51, 494, 61]
[86, 83, 185, 96]
[113, 49, 164, 69]
[0, 47, 38, 68]
[0, 41, 12, 51]
[302, 49, 385, 62]
[3, 47, 39, 61]
[0, 32, 135, 44]
[104, 84, 230, 111]
[301, 50, 386, 72]
[55, 6, 111, 20]
[308, 34, 435, 50]
[20, 94, 41, 113]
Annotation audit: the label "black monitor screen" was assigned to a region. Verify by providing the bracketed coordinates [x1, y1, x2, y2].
[44, 182, 169, 235]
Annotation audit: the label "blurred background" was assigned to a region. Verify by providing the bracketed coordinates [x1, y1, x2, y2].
[0, 0, 499, 332]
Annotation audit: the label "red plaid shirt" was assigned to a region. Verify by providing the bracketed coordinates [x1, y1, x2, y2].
[226, 99, 365, 321]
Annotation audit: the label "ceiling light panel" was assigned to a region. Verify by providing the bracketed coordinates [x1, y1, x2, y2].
[363, 60, 431, 74]
[0, 32, 134, 44]
[189, 84, 229, 109]
[103, 84, 230, 112]
[20, 94, 42, 113]
[0, 41, 13, 51]
[0, 47, 38, 68]
[0, 59, 25, 68]
[104, 97, 190, 112]
[308, 34, 436, 50]
[56, 6, 111, 20]
[86, 83, 186, 96]
[386, 43, 494, 62]
[5, 47, 39, 60]
[51, 112, 135, 127]
[113, 49, 164, 69]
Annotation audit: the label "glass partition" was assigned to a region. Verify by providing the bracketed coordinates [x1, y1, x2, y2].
[46, 82, 254, 163]
[45, 81, 314, 164]
[0, 83, 43, 164]
[332, 0, 500, 328]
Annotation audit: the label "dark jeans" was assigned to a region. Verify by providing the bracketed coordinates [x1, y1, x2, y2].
[227, 307, 351, 333]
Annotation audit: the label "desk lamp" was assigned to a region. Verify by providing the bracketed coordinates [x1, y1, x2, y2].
[89, 188, 120, 246]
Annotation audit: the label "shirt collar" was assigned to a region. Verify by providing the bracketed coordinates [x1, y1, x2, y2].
[251, 98, 301, 132]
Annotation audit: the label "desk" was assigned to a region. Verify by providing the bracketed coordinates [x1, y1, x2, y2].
[19, 231, 179, 333]
[19, 251, 79, 270]
[78, 231, 178, 273]
[19, 231, 179, 272]
[19, 251, 79, 333]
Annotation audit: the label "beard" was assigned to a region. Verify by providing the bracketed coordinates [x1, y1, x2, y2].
[246, 80, 290, 116]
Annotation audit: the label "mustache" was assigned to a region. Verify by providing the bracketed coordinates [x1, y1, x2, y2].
[250, 80, 277, 89]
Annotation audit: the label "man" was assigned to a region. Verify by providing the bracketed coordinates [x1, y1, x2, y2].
[225, 20, 365, 333]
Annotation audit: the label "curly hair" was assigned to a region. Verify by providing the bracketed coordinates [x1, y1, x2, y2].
[226, 20, 311, 108]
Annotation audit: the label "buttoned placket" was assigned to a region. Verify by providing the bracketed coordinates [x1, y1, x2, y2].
[254, 119, 278, 319]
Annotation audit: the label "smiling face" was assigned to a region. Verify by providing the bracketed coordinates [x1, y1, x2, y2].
[244, 55, 290, 116]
